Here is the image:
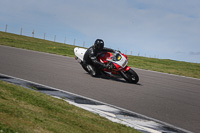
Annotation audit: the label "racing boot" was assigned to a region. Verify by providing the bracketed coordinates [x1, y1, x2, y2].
[86, 65, 97, 77]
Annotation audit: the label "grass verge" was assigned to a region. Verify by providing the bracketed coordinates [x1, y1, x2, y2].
[0, 31, 200, 78]
[128, 55, 200, 79]
[0, 80, 139, 133]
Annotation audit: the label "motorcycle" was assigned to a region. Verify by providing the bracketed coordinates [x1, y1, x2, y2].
[74, 47, 139, 84]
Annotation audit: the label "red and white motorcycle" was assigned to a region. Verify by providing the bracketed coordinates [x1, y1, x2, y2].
[74, 47, 139, 84]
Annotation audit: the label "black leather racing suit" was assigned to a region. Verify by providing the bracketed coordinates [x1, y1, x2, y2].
[82, 45, 115, 76]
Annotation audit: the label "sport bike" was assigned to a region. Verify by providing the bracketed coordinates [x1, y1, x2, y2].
[74, 47, 139, 84]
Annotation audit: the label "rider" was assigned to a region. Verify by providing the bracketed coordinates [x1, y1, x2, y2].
[81, 39, 115, 77]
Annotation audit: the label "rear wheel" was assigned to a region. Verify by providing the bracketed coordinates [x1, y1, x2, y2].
[80, 61, 89, 73]
[120, 68, 139, 84]
[81, 62, 99, 77]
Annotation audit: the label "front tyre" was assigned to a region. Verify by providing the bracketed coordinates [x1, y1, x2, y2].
[120, 68, 139, 84]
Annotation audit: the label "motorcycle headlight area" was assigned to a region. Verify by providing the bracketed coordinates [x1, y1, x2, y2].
[112, 53, 122, 61]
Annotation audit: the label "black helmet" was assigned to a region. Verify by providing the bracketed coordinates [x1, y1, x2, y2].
[94, 39, 104, 50]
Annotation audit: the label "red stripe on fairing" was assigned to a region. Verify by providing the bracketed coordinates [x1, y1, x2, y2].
[124, 66, 130, 71]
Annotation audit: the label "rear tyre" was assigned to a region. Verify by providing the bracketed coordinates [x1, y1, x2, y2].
[120, 68, 139, 84]
[80, 61, 89, 73]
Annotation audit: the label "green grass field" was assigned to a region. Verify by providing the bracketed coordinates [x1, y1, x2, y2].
[0, 80, 139, 133]
[128, 55, 200, 78]
[0, 31, 200, 79]
[0, 30, 199, 133]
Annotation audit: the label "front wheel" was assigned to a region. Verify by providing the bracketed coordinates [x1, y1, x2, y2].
[120, 68, 139, 84]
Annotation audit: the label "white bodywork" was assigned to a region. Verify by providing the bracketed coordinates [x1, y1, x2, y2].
[107, 53, 128, 68]
[74, 47, 128, 68]
[117, 55, 128, 68]
[74, 47, 87, 61]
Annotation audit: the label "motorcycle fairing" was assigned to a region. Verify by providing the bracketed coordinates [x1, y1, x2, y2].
[98, 52, 128, 68]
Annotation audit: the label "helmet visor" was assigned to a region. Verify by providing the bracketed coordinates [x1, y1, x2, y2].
[97, 43, 104, 50]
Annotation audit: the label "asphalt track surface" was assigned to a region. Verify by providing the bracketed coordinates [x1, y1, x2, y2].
[0, 45, 200, 132]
